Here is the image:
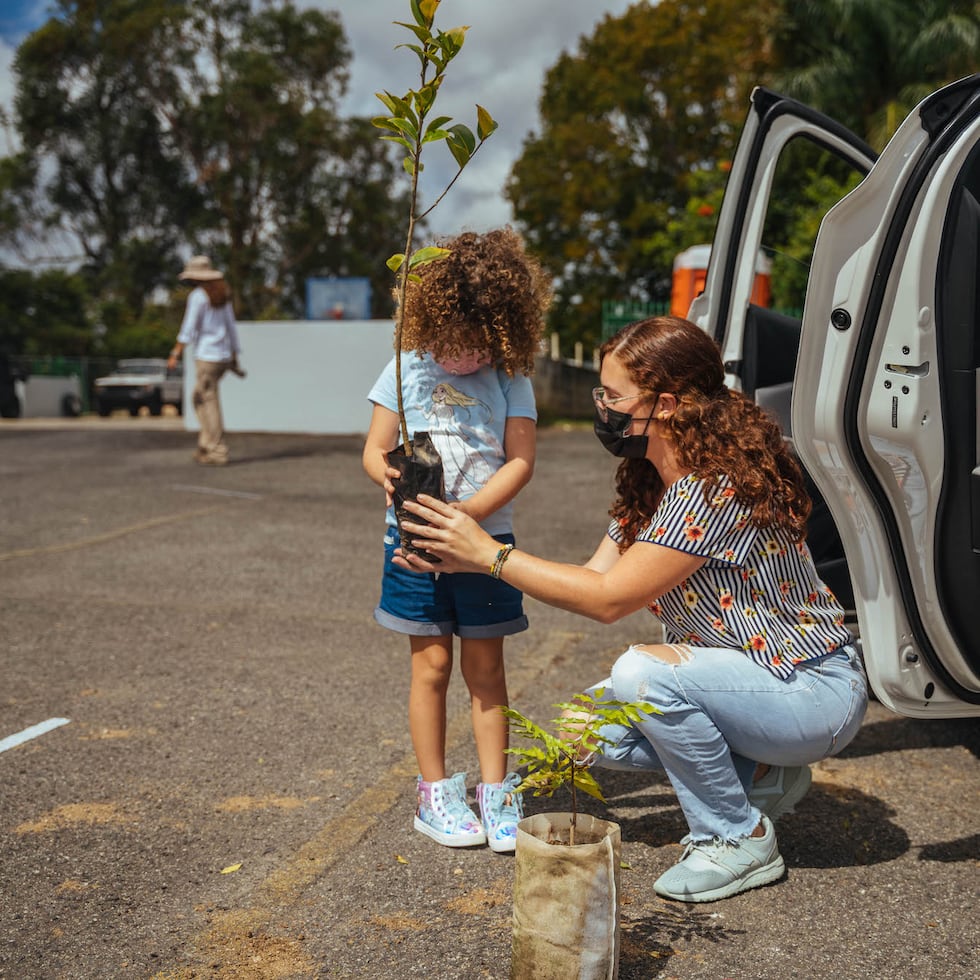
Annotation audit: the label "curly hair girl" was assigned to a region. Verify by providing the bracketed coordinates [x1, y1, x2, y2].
[399, 227, 552, 375]
[603, 316, 812, 548]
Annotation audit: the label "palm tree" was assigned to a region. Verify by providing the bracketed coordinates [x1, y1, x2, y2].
[772, 0, 979, 149]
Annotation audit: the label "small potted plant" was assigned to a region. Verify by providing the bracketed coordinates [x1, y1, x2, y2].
[502, 693, 660, 980]
[372, 0, 497, 554]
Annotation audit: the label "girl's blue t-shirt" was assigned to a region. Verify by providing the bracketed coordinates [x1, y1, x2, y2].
[367, 353, 537, 536]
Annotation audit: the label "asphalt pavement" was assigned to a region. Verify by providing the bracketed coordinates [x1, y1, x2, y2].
[1, 418, 978, 980]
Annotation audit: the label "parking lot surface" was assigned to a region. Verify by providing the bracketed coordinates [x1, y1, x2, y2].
[1, 420, 978, 979]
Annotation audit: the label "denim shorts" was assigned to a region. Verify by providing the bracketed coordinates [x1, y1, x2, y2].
[374, 529, 528, 639]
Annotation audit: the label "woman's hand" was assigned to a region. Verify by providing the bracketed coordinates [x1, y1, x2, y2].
[392, 494, 499, 575]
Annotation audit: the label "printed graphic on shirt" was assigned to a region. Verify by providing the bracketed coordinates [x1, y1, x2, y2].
[417, 381, 502, 497]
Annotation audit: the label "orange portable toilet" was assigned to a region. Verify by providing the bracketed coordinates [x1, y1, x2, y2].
[671, 244, 772, 316]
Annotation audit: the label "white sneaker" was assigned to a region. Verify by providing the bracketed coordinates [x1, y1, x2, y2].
[655, 815, 785, 903]
[749, 765, 812, 820]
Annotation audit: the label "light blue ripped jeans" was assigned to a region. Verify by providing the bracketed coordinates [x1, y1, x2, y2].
[587, 643, 868, 842]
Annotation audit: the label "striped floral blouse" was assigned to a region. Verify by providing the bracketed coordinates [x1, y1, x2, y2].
[607, 472, 853, 680]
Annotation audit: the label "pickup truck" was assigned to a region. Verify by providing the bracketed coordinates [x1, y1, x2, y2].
[93, 358, 183, 417]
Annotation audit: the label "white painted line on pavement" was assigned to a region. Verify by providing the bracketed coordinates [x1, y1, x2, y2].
[172, 484, 263, 500]
[0, 717, 71, 754]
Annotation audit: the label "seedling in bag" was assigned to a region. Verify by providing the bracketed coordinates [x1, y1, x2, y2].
[502, 690, 660, 846]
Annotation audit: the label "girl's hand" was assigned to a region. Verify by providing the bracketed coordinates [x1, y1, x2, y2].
[382, 463, 401, 507]
[392, 494, 498, 575]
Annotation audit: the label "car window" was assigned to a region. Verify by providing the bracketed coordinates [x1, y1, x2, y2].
[760, 135, 865, 316]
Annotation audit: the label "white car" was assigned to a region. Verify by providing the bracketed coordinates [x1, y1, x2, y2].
[690, 73, 980, 720]
[93, 358, 183, 417]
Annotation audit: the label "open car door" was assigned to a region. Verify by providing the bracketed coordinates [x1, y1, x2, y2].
[695, 77, 980, 719]
[688, 88, 876, 637]
[793, 74, 980, 719]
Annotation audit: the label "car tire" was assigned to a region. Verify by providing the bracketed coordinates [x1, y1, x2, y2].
[96, 400, 111, 417]
[128, 404, 140, 417]
[0, 394, 21, 418]
[61, 393, 82, 417]
[148, 391, 163, 416]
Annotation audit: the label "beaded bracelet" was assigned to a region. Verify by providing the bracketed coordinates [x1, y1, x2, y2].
[490, 543, 515, 579]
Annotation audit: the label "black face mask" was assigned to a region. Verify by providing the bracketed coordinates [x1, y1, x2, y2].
[593, 404, 653, 458]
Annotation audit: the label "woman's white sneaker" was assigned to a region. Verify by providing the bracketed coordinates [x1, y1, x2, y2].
[655, 815, 785, 902]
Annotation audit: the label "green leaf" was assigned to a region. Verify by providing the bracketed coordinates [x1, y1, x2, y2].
[386, 116, 419, 141]
[417, 0, 439, 28]
[379, 135, 413, 153]
[448, 123, 476, 154]
[422, 128, 450, 145]
[438, 26, 468, 59]
[376, 92, 415, 125]
[415, 84, 441, 116]
[572, 767, 607, 803]
[407, 246, 451, 269]
[371, 116, 402, 133]
[446, 136, 471, 168]
[393, 21, 431, 45]
[395, 42, 428, 65]
[424, 115, 453, 136]
[476, 105, 498, 141]
[386, 253, 406, 272]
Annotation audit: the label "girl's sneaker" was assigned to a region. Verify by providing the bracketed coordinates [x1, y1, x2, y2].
[414, 772, 487, 847]
[476, 772, 524, 853]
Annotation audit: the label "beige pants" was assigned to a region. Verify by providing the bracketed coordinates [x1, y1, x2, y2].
[192, 359, 230, 460]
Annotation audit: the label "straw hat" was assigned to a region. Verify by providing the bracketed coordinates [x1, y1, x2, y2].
[179, 255, 224, 282]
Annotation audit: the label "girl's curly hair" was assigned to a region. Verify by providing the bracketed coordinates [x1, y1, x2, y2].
[399, 227, 552, 375]
[604, 316, 812, 548]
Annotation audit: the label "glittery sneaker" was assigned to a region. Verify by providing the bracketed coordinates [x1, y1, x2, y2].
[655, 815, 785, 903]
[414, 772, 486, 847]
[476, 772, 524, 853]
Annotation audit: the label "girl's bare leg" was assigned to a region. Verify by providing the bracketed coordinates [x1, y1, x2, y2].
[409, 635, 453, 782]
[460, 636, 509, 784]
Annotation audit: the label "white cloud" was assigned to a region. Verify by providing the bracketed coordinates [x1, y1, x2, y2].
[328, 0, 637, 236]
[0, 38, 20, 155]
[0, 1, 638, 234]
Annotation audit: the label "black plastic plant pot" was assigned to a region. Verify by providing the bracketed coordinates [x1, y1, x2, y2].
[388, 430, 446, 563]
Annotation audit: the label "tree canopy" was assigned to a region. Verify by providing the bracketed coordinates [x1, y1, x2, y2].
[0, 0, 411, 357]
[506, 0, 776, 348]
[2, 0, 976, 358]
[506, 0, 977, 348]
[771, 0, 979, 150]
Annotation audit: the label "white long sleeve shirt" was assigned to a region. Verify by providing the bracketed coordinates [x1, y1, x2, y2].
[176, 286, 241, 362]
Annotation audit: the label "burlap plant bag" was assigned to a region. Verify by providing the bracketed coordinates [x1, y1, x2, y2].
[511, 812, 621, 980]
[387, 430, 446, 561]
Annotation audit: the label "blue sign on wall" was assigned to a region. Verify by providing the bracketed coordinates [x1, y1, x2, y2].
[305, 277, 372, 320]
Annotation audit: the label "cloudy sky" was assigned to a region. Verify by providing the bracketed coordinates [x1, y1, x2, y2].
[0, 0, 639, 237]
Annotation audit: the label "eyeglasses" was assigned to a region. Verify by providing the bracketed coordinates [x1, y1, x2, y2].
[592, 386, 642, 422]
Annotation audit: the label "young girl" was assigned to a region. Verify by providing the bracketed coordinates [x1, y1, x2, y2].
[362, 228, 551, 852]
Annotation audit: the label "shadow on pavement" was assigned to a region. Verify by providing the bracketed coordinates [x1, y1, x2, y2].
[838, 714, 980, 760]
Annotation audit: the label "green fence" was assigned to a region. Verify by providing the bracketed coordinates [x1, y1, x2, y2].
[9, 355, 117, 413]
[600, 300, 669, 340]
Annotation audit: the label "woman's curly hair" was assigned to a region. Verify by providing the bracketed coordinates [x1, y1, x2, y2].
[399, 227, 552, 375]
[604, 316, 812, 548]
